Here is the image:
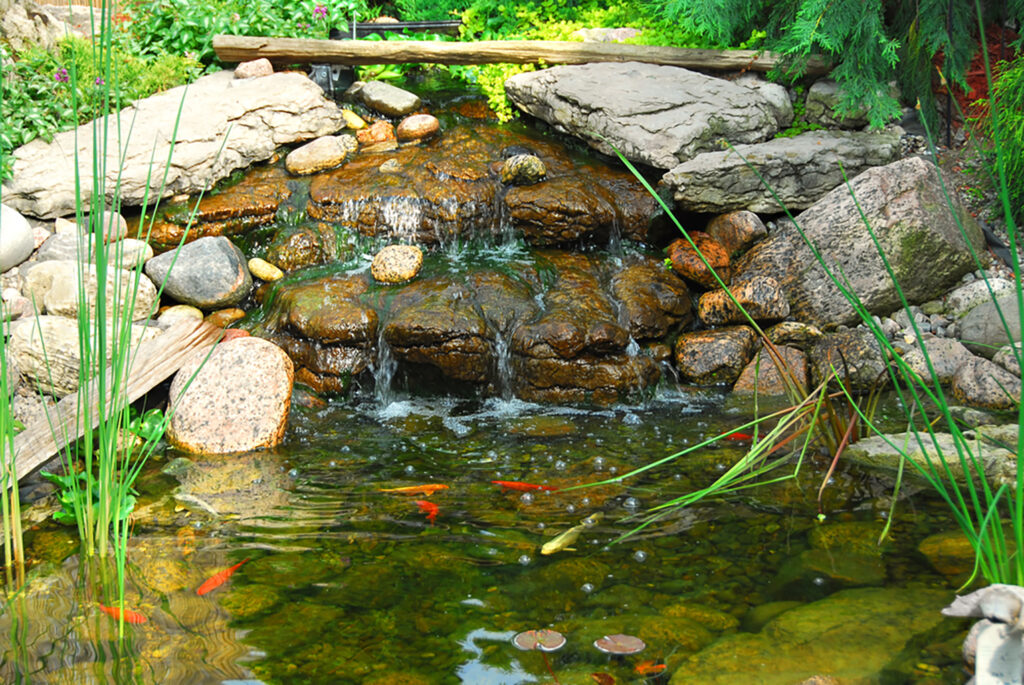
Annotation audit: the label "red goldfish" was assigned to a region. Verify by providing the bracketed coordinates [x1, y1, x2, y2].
[415, 500, 439, 525]
[724, 432, 754, 442]
[491, 480, 557, 492]
[98, 603, 147, 624]
[196, 558, 250, 596]
[634, 660, 667, 675]
[379, 484, 449, 497]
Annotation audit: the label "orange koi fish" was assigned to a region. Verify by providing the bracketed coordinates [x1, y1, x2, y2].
[491, 480, 557, 492]
[379, 484, 449, 496]
[98, 603, 147, 624]
[724, 432, 754, 442]
[196, 558, 250, 596]
[415, 500, 439, 525]
[634, 660, 666, 675]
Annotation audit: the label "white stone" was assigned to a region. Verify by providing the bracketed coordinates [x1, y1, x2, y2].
[1, 204, 35, 271]
[23, 259, 158, 321]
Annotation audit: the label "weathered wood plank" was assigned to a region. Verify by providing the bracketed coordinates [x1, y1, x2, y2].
[10, 319, 223, 485]
[212, 35, 831, 75]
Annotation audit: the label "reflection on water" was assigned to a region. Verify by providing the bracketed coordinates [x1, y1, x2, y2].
[4, 392, 967, 684]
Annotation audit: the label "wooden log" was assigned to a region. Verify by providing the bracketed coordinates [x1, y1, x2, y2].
[9, 319, 223, 486]
[212, 35, 831, 76]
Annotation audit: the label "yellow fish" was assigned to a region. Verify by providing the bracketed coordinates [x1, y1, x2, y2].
[540, 512, 603, 555]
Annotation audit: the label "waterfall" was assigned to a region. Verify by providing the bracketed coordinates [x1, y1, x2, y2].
[373, 328, 398, 408]
[493, 332, 514, 401]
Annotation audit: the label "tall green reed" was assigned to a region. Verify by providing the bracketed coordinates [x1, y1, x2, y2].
[1, 303, 25, 587]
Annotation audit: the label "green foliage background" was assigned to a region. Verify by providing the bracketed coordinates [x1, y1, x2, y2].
[992, 52, 1024, 225]
[652, 0, 1024, 128]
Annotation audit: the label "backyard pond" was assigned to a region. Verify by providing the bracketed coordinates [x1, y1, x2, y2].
[3, 384, 974, 684]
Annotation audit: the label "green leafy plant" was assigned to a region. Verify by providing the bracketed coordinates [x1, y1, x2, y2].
[40, 470, 137, 528]
[990, 52, 1024, 227]
[650, 0, 1024, 129]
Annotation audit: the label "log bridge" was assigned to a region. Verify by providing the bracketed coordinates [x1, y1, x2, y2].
[212, 35, 831, 76]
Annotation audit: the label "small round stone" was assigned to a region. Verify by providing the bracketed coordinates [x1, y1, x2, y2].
[371, 245, 423, 284]
[248, 257, 284, 281]
[158, 304, 204, 327]
[396, 114, 440, 142]
[206, 307, 246, 328]
[341, 109, 367, 130]
[500, 154, 546, 186]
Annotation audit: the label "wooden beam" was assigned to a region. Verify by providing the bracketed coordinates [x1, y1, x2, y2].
[10, 319, 223, 486]
[212, 35, 831, 76]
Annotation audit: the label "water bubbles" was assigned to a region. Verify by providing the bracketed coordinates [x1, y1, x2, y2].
[593, 456, 605, 471]
[554, 460, 567, 471]
[287, 468, 299, 478]
[632, 550, 648, 563]
[580, 497, 591, 507]
[328, 460, 337, 468]
[623, 412, 641, 426]
[340, 445, 351, 453]
[623, 497, 639, 511]
[404, 464, 416, 474]
[546, 454, 554, 462]
[520, 492, 534, 505]
[812, 576, 826, 586]
[536, 522, 545, 530]
[673, 473, 682, 480]
[608, 466, 618, 475]
[565, 504, 577, 514]
[580, 583, 595, 594]
[518, 554, 532, 566]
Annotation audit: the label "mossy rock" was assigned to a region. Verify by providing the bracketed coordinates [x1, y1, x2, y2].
[243, 551, 350, 588]
[808, 521, 887, 557]
[660, 602, 740, 632]
[220, 583, 283, 620]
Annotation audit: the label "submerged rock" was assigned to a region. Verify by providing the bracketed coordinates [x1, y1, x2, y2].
[674, 326, 758, 386]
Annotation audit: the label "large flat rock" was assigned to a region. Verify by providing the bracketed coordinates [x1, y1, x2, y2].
[662, 129, 901, 213]
[505, 62, 778, 170]
[2, 70, 345, 219]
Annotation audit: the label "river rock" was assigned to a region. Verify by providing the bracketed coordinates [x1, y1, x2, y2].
[0, 1, 73, 52]
[500, 154, 546, 186]
[285, 135, 351, 175]
[145, 236, 251, 309]
[674, 326, 758, 385]
[36, 232, 151, 269]
[505, 62, 778, 170]
[341, 109, 367, 129]
[355, 119, 397, 149]
[248, 257, 284, 282]
[671, 587, 950, 685]
[764, 321, 824, 349]
[993, 343, 1022, 376]
[733, 345, 808, 396]
[158, 304, 204, 328]
[956, 289, 1021, 353]
[9, 314, 160, 396]
[900, 336, 975, 385]
[697, 275, 789, 326]
[205, 307, 245, 328]
[951, 356, 1022, 410]
[667, 233, 730, 289]
[360, 80, 421, 117]
[23, 259, 158, 321]
[918, 530, 978, 577]
[234, 58, 273, 79]
[705, 210, 767, 257]
[610, 256, 692, 339]
[1, 204, 34, 272]
[945, 278, 1016, 317]
[371, 244, 423, 283]
[2, 70, 344, 219]
[803, 79, 871, 128]
[731, 156, 984, 328]
[662, 129, 901, 213]
[167, 336, 293, 454]
[808, 329, 888, 394]
[79, 208, 128, 242]
[396, 114, 439, 142]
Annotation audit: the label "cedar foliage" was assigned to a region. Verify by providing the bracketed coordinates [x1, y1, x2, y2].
[656, 0, 1024, 128]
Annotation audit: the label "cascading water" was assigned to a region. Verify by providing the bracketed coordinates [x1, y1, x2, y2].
[492, 331, 514, 401]
[373, 327, 399, 408]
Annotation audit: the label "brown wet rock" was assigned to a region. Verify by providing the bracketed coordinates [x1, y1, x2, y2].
[697, 275, 789, 326]
[667, 232, 731, 289]
[145, 166, 291, 248]
[274, 273, 375, 344]
[511, 252, 629, 359]
[808, 329, 889, 395]
[611, 256, 692, 339]
[285, 135, 351, 175]
[167, 336, 293, 454]
[764, 321, 824, 349]
[396, 113, 440, 142]
[356, 119, 396, 147]
[500, 154, 546, 185]
[205, 307, 246, 328]
[383, 276, 493, 383]
[732, 345, 808, 396]
[674, 326, 758, 385]
[466, 268, 542, 336]
[705, 210, 768, 256]
[515, 354, 659, 404]
[265, 224, 335, 271]
[917, 530, 978, 576]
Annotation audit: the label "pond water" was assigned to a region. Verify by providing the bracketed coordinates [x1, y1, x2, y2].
[3, 81, 974, 684]
[5, 385, 969, 684]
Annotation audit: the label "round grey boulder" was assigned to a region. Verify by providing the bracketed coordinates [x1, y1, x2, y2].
[1, 204, 35, 272]
[145, 236, 252, 309]
[360, 80, 421, 117]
